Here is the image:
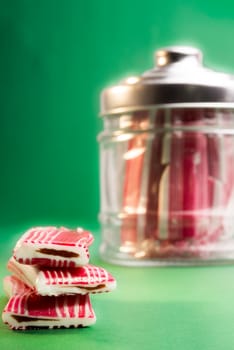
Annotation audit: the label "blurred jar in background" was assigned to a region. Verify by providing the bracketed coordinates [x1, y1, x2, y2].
[98, 46, 234, 266]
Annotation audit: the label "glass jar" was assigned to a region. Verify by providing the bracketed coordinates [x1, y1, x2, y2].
[98, 46, 234, 266]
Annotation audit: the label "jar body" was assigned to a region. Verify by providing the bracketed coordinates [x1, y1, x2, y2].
[98, 108, 234, 265]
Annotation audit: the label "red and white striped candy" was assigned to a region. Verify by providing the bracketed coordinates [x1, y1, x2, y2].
[145, 110, 169, 240]
[13, 226, 94, 267]
[2, 291, 96, 330]
[8, 257, 117, 296]
[121, 112, 149, 248]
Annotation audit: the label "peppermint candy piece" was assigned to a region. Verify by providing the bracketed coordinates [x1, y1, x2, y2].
[13, 226, 94, 267]
[2, 292, 96, 330]
[8, 257, 117, 296]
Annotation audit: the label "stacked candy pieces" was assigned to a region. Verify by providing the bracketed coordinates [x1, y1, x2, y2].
[2, 226, 116, 330]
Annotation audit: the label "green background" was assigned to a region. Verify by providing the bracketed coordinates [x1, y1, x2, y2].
[1, 0, 234, 228]
[1, 0, 234, 349]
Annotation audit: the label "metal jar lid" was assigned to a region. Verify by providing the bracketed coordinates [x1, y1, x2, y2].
[100, 46, 234, 116]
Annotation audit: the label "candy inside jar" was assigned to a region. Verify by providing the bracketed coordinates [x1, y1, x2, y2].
[98, 46, 234, 265]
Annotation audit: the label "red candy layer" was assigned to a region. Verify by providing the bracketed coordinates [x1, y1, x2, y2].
[2, 293, 96, 330]
[13, 226, 94, 267]
[8, 257, 117, 295]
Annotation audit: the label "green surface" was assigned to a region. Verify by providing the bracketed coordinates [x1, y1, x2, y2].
[1, 1, 234, 349]
[1, 226, 234, 350]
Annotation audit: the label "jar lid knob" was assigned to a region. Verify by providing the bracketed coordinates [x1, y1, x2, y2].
[155, 46, 203, 67]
